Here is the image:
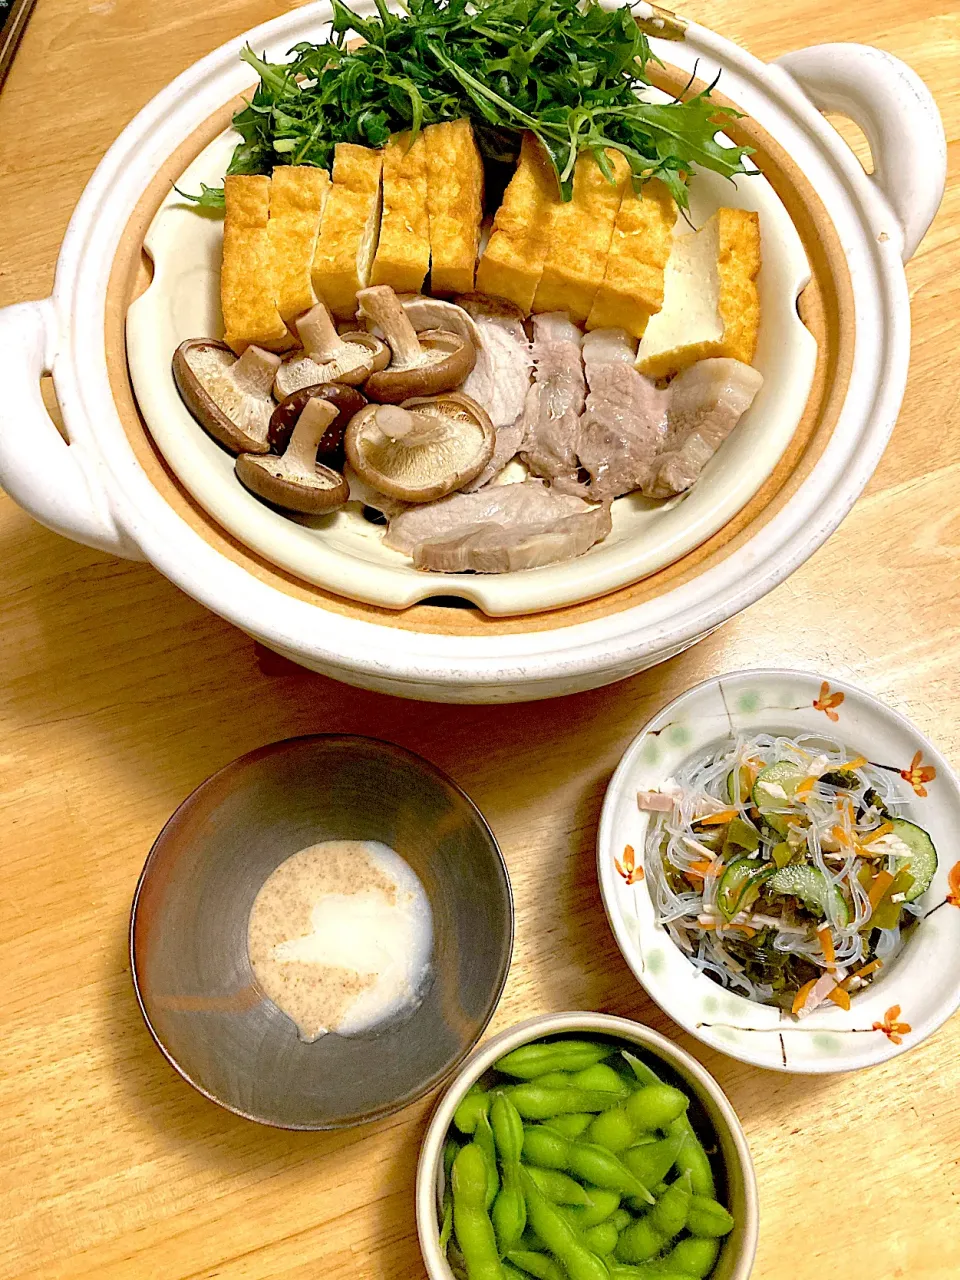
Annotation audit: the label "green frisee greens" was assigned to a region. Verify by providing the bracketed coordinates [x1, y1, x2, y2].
[188, 0, 751, 210]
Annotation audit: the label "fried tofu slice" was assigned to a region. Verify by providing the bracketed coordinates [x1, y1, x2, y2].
[424, 120, 484, 296]
[267, 166, 331, 326]
[532, 150, 631, 323]
[370, 131, 430, 294]
[635, 208, 761, 377]
[586, 177, 677, 338]
[475, 133, 559, 313]
[312, 144, 383, 320]
[221, 175, 292, 354]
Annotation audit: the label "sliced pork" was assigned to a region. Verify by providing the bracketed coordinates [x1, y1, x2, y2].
[520, 313, 586, 486]
[576, 328, 669, 502]
[384, 479, 610, 572]
[400, 294, 531, 488]
[644, 358, 764, 499]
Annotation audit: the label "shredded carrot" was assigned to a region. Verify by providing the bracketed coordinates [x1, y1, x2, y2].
[794, 775, 819, 799]
[697, 808, 739, 826]
[842, 755, 868, 771]
[685, 859, 722, 881]
[831, 824, 854, 849]
[860, 821, 894, 846]
[700, 921, 756, 937]
[817, 926, 836, 967]
[827, 987, 851, 1010]
[868, 869, 896, 911]
[792, 978, 819, 1016]
[853, 959, 884, 981]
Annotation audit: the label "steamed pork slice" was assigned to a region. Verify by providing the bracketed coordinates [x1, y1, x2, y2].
[385, 481, 611, 572]
[457, 294, 532, 431]
[474, 133, 559, 313]
[577, 328, 669, 501]
[398, 295, 531, 489]
[425, 120, 484, 295]
[461, 420, 526, 492]
[414, 509, 611, 573]
[311, 144, 383, 319]
[635, 208, 761, 378]
[586, 178, 677, 338]
[370, 131, 430, 295]
[644, 358, 764, 498]
[221, 176, 292, 354]
[267, 166, 331, 326]
[532, 150, 631, 323]
[520, 313, 586, 486]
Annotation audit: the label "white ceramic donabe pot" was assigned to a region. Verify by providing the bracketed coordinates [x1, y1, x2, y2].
[0, 7, 945, 703]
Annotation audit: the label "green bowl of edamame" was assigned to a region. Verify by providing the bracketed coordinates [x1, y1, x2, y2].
[416, 1013, 758, 1280]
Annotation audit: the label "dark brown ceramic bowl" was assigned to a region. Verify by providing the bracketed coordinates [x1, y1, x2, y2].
[130, 735, 513, 1129]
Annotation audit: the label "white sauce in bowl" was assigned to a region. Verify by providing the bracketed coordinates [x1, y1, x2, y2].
[247, 840, 433, 1042]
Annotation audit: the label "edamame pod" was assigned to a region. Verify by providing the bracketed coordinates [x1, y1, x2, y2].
[563, 1188, 621, 1230]
[685, 1194, 735, 1238]
[506, 1085, 631, 1120]
[650, 1174, 692, 1240]
[475, 1110, 501, 1211]
[666, 1118, 715, 1198]
[527, 1165, 591, 1205]
[610, 1208, 632, 1232]
[548, 1113, 593, 1139]
[626, 1085, 688, 1132]
[520, 1169, 610, 1280]
[536, 1072, 576, 1089]
[614, 1216, 664, 1264]
[570, 1064, 632, 1096]
[622, 1132, 687, 1187]
[522, 1126, 569, 1170]
[451, 1143, 506, 1280]
[582, 1219, 619, 1256]
[662, 1236, 720, 1278]
[587, 1104, 639, 1154]
[455, 1084, 492, 1135]
[491, 1094, 527, 1253]
[496, 1041, 612, 1079]
[566, 1141, 654, 1202]
[620, 1050, 663, 1089]
[505, 1251, 565, 1280]
[609, 1268, 700, 1280]
[502, 1265, 532, 1280]
[441, 1137, 460, 1250]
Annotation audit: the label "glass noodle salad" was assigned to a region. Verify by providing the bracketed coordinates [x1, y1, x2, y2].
[643, 733, 938, 1015]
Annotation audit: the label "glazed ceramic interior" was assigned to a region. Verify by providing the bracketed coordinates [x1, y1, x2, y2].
[106, 62, 854, 635]
[416, 1012, 758, 1280]
[130, 735, 514, 1127]
[598, 670, 960, 1073]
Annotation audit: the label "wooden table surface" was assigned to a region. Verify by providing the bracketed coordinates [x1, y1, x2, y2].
[1, 0, 959, 1276]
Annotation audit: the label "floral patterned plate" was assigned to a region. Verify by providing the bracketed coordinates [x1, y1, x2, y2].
[597, 669, 960, 1072]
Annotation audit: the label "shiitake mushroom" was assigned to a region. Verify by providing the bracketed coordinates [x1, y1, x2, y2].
[268, 383, 368, 470]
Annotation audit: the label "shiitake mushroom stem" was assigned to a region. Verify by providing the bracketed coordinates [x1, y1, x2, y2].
[284, 398, 340, 476]
[358, 286, 424, 367]
[296, 303, 351, 363]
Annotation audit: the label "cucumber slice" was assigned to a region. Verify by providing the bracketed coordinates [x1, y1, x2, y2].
[752, 762, 806, 837]
[768, 864, 850, 926]
[887, 819, 938, 902]
[717, 859, 753, 920]
[717, 858, 775, 921]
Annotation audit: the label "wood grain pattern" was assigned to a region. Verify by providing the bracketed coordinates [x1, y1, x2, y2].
[0, 1, 959, 1278]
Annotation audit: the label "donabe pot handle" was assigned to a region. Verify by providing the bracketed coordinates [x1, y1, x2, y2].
[774, 42, 945, 262]
[0, 299, 143, 559]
